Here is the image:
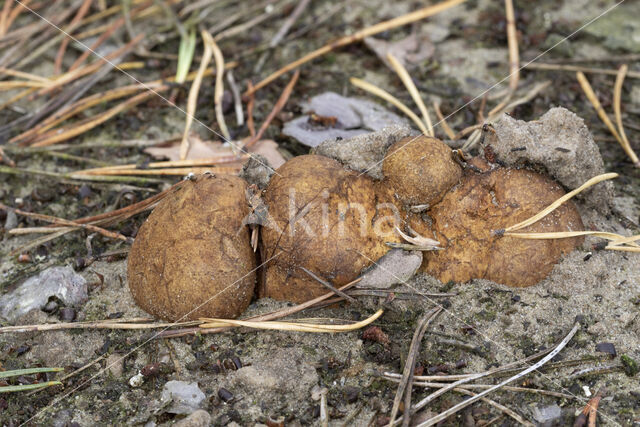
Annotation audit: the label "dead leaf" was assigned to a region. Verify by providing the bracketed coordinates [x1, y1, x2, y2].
[249, 139, 286, 169]
[145, 134, 233, 161]
[145, 133, 285, 170]
[364, 33, 434, 69]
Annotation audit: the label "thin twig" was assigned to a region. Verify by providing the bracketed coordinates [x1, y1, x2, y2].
[299, 267, 358, 304]
[389, 307, 441, 426]
[244, 70, 299, 149]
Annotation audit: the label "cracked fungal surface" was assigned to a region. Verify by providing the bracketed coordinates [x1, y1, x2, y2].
[127, 174, 255, 321]
[424, 165, 585, 287]
[259, 155, 403, 303]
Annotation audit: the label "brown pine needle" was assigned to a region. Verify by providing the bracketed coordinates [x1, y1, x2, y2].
[68, 2, 151, 72]
[74, 155, 248, 175]
[503, 173, 618, 232]
[386, 53, 434, 137]
[0, 67, 51, 83]
[203, 31, 231, 154]
[526, 63, 640, 79]
[29, 89, 161, 147]
[0, 0, 12, 37]
[71, 166, 241, 177]
[159, 277, 362, 338]
[199, 309, 383, 332]
[350, 77, 428, 135]
[0, 203, 130, 243]
[613, 64, 640, 166]
[432, 101, 456, 139]
[246, 80, 256, 137]
[245, 0, 468, 95]
[488, 0, 519, 117]
[505, 231, 639, 247]
[244, 69, 300, 149]
[54, 0, 93, 75]
[180, 30, 214, 160]
[576, 72, 636, 164]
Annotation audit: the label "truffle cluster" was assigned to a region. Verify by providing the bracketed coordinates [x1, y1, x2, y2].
[127, 136, 584, 320]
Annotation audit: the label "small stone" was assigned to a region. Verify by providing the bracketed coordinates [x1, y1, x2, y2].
[0, 266, 88, 322]
[58, 307, 76, 322]
[4, 209, 18, 231]
[595, 342, 617, 358]
[161, 381, 206, 415]
[174, 409, 211, 427]
[106, 354, 124, 378]
[357, 249, 423, 289]
[129, 372, 145, 388]
[587, 322, 607, 336]
[532, 404, 562, 427]
[217, 387, 234, 403]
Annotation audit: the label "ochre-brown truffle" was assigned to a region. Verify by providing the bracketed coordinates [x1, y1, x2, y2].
[127, 174, 255, 321]
[260, 155, 402, 303]
[424, 166, 584, 287]
[383, 135, 463, 206]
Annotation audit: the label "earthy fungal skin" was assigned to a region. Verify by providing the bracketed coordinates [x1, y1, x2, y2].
[383, 135, 463, 206]
[127, 174, 255, 321]
[260, 155, 401, 303]
[424, 165, 584, 287]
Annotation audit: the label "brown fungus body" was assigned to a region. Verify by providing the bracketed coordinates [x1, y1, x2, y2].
[424, 165, 584, 287]
[260, 155, 402, 303]
[383, 135, 463, 206]
[127, 174, 255, 321]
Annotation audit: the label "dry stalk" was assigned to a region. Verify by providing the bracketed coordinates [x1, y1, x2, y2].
[387, 53, 434, 136]
[576, 71, 639, 165]
[158, 277, 362, 338]
[202, 31, 232, 152]
[526, 63, 640, 79]
[198, 309, 383, 332]
[612, 64, 640, 166]
[503, 173, 618, 232]
[180, 30, 214, 160]
[432, 101, 456, 139]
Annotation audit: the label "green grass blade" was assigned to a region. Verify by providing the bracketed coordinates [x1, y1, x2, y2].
[0, 367, 64, 379]
[175, 28, 196, 83]
[0, 381, 62, 393]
